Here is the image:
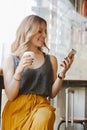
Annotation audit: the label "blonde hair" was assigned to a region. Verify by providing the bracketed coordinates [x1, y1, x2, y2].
[11, 15, 49, 57]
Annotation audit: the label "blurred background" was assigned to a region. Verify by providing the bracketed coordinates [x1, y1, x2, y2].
[0, 0, 87, 79]
[0, 1, 87, 129]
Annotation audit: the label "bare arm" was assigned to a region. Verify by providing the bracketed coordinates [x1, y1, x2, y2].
[50, 55, 74, 98]
[3, 56, 22, 101]
[3, 54, 33, 101]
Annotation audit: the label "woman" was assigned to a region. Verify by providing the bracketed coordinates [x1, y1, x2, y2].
[2, 15, 74, 130]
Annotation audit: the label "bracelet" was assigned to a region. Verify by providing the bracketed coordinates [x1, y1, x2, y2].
[13, 76, 21, 81]
[58, 73, 65, 80]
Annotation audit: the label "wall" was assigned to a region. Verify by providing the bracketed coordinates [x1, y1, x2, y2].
[53, 80, 87, 130]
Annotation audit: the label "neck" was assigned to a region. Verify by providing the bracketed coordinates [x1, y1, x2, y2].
[28, 46, 42, 54]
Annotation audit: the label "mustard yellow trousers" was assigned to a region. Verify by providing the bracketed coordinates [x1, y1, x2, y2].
[2, 94, 55, 130]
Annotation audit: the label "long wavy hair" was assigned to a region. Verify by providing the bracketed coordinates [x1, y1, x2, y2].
[11, 15, 49, 57]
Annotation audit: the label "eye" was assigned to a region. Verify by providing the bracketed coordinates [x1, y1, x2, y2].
[38, 29, 47, 36]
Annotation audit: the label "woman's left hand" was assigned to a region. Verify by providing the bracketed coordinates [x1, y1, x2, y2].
[60, 55, 74, 74]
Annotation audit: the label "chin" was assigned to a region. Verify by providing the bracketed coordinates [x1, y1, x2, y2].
[37, 43, 43, 48]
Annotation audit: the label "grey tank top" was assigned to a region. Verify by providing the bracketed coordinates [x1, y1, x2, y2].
[12, 53, 53, 97]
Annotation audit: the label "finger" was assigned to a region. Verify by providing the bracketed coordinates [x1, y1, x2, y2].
[60, 61, 66, 68]
[63, 59, 69, 67]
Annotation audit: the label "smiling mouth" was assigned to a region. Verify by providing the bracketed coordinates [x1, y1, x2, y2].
[40, 40, 44, 43]
[38, 38, 45, 43]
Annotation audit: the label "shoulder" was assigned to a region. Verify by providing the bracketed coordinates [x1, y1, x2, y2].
[45, 53, 58, 68]
[4, 54, 14, 64]
[49, 55, 58, 65]
[3, 54, 14, 70]
[47, 54, 58, 71]
[49, 54, 58, 81]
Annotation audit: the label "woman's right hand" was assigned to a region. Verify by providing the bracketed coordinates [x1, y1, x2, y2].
[17, 55, 34, 73]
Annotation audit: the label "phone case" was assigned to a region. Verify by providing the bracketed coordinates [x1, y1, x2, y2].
[68, 49, 76, 58]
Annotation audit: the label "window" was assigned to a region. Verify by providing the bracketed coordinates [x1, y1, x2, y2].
[0, 0, 36, 67]
[0, 0, 73, 68]
[0, 0, 87, 79]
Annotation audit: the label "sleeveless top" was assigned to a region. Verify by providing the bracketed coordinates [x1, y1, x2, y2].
[12, 53, 53, 97]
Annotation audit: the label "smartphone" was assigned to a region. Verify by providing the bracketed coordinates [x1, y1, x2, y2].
[67, 48, 77, 58]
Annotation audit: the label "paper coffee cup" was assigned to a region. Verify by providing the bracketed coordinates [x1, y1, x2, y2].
[23, 51, 34, 58]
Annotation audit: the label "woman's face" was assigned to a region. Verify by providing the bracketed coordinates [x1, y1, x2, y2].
[29, 22, 47, 49]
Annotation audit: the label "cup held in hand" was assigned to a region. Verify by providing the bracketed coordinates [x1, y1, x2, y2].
[23, 51, 34, 58]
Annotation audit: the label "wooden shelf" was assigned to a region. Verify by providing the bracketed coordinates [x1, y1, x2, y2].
[63, 80, 87, 87]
